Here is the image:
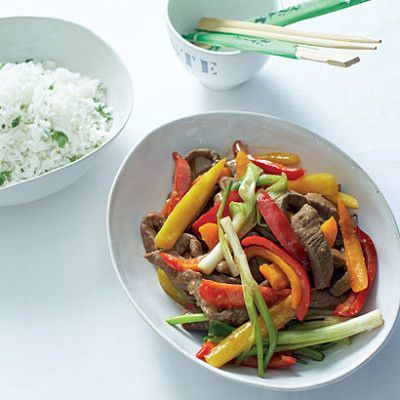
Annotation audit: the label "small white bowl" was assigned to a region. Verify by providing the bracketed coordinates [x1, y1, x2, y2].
[0, 17, 133, 206]
[107, 111, 400, 390]
[166, 0, 280, 90]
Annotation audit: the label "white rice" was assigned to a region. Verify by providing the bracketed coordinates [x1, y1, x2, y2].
[0, 60, 112, 187]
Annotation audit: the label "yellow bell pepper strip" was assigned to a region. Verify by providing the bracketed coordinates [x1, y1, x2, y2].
[157, 268, 187, 306]
[288, 173, 339, 198]
[253, 152, 301, 166]
[242, 236, 311, 321]
[259, 263, 290, 290]
[338, 199, 368, 292]
[334, 227, 377, 316]
[288, 173, 359, 209]
[154, 158, 226, 250]
[199, 223, 220, 250]
[337, 192, 359, 209]
[204, 295, 296, 368]
[160, 253, 207, 272]
[320, 216, 338, 248]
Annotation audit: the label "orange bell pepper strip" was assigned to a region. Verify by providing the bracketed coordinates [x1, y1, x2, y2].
[242, 236, 311, 321]
[334, 227, 377, 316]
[198, 279, 291, 308]
[154, 158, 226, 250]
[320, 216, 338, 248]
[235, 150, 251, 179]
[338, 200, 368, 292]
[205, 296, 296, 368]
[259, 263, 290, 290]
[199, 223, 219, 250]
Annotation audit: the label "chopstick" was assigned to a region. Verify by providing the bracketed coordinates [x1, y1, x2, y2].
[295, 47, 360, 67]
[184, 31, 360, 68]
[197, 18, 379, 50]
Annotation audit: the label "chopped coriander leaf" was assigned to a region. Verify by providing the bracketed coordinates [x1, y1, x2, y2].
[2, 124, 5, 129]
[49, 83, 54, 90]
[51, 130, 69, 148]
[0, 171, 11, 186]
[20, 105, 26, 110]
[25, 58, 33, 62]
[97, 83, 105, 91]
[0, 63, 5, 70]
[11, 116, 21, 128]
[20, 168, 24, 173]
[95, 104, 113, 121]
[69, 155, 79, 162]
[92, 97, 99, 103]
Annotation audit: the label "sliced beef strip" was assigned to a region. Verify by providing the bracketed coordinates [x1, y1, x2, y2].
[207, 274, 241, 285]
[182, 321, 211, 331]
[305, 193, 339, 221]
[188, 277, 249, 326]
[331, 248, 346, 269]
[184, 148, 220, 179]
[216, 260, 231, 275]
[275, 191, 307, 217]
[310, 290, 347, 310]
[329, 271, 350, 297]
[291, 204, 334, 290]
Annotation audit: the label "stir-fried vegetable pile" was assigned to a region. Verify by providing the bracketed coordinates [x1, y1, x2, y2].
[141, 141, 383, 377]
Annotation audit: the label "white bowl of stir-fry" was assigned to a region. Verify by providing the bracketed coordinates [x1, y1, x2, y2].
[107, 111, 400, 390]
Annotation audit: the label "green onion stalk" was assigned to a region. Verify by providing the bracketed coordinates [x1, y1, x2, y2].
[220, 215, 278, 377]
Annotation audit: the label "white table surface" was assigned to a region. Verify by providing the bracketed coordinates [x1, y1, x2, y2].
[1, 0, 399, 399]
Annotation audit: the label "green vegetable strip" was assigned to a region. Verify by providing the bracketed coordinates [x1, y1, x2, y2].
[231, 174, 281, 191]
[199, 163, 262, 274]
[293, 347, 325, 361]
[209, 320, 236, 337]
[183, 31, 299, 59]
[287, 315, 350, 331]
[166, 313, 208, 325]
[220, 216, 278, 377]
[247, 0, 372, 26]
[269, 310, 383, 351]
[217, 180, 238, 276]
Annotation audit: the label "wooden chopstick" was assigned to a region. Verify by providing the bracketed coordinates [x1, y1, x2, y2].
[197, 18, 380, 49]
[295, 47, 360, 67]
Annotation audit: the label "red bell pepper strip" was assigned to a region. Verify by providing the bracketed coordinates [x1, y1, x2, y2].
[241, 236, 311, 321]
[191, 190, 242, 235]
[334, 228, 377, 317]
[232, 352, 296, 370]
[199, 279, 291, 309]
[233, 141, 305, 181]
[196, 341, 217, 360]
[168, 152, 192, 215]
[160, 253, 207, 272]
[256, 190, 310, 268]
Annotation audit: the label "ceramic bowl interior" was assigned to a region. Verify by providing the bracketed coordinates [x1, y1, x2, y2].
[107, 111, 400, 390]
[0, 17, 133, 206]
[166, 0, 280, 90]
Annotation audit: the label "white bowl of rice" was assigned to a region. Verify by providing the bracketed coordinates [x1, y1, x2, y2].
[0, 17, 133, 206]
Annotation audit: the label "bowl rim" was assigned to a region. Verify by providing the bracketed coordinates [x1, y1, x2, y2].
[107, 110, 400, 391]
[0, 15, 134, 192]
[165, 0, 282, 57]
